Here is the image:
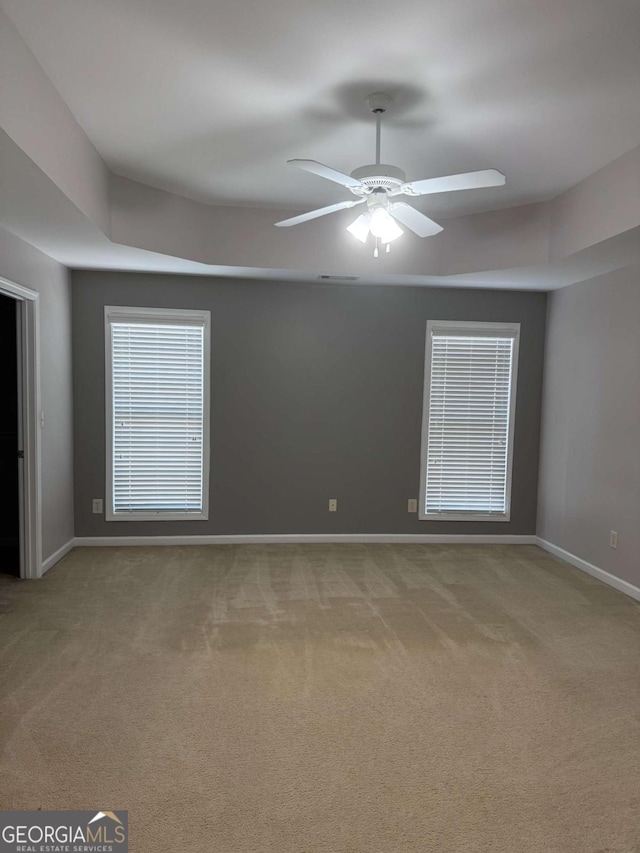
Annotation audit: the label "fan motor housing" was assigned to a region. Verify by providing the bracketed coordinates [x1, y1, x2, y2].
[349, 163, 406, 194]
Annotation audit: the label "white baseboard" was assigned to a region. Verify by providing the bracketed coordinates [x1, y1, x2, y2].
[41, 538, 76, 575]
[74, 533, 537, 547]
[536, 537, 640, 603]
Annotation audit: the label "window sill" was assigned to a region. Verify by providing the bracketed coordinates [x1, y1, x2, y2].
[419, 512, 511, 522]
[105, 511, 209, 522]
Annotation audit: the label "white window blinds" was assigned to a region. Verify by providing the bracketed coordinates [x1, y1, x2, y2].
[422, 323, 519, 519]
[106, 309, 209, 520]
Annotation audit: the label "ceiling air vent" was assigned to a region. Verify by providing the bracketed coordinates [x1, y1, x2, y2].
[317, 275, 359, 281]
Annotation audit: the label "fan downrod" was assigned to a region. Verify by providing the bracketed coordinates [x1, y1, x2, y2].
[348, 92, 405, 192]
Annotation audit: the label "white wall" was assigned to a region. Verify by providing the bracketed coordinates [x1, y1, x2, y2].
[0, 225, 74, 563]
[0, 8, 110, 234]
[537, 265, 640, 588]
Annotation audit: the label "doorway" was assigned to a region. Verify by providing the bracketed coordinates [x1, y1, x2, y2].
[0, 277, 41, 579]
[0, 293, 19, 576]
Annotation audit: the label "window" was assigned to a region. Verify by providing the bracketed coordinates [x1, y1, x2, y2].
[419, 321, 519, 521]
[105, 307, 210, 521]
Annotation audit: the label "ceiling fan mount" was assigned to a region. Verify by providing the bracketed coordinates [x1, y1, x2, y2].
[365, 91, 393, 114]
[276, 92, 506, 250]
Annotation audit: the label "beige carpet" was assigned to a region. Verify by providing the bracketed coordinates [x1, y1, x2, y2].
[1, 544, 640, 852]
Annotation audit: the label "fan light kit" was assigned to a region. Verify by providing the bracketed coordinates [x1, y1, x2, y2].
[276, 93, 506, 257]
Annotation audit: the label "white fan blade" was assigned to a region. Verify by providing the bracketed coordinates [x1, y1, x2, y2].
[275, 198, 364, 228]
[397, 169, 505, 197]
[390, 202, 443, 237]
[288, 159, 364, 189]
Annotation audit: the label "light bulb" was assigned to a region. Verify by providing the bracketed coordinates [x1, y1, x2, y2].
[346, 212, 371, 243]
[369, 206, 403, 243]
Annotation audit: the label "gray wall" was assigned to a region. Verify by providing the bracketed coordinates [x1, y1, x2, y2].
[73, 271, 546, 537]
[538, 265, 640, 586]
[0, 225, 74, 561]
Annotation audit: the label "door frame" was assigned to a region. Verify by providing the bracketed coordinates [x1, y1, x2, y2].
[0, 277, 42, 579]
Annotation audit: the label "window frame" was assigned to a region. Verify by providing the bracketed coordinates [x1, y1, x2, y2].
[104, 305, 211, 522]
[418, 320, 520, 522]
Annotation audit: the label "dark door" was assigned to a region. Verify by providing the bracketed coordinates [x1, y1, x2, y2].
[0, 293, 20, 577]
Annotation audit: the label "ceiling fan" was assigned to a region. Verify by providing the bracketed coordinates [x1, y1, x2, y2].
[276, 93, 506, 256]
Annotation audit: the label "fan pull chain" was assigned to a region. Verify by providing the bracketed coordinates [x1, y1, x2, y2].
[386, 242, 391, 254]
[374, 237, 379, 258]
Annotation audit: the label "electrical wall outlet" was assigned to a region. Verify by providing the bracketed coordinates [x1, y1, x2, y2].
[609, 530, 618, 549]
[408, 498, 418, 513]
[92, 498, 103, 514]
[328, 499, 337, 512]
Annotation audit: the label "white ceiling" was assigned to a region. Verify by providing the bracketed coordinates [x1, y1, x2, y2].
[2, 0, 640, 219]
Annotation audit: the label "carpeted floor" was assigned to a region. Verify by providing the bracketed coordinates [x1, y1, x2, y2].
[1, 544, 640, 852]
